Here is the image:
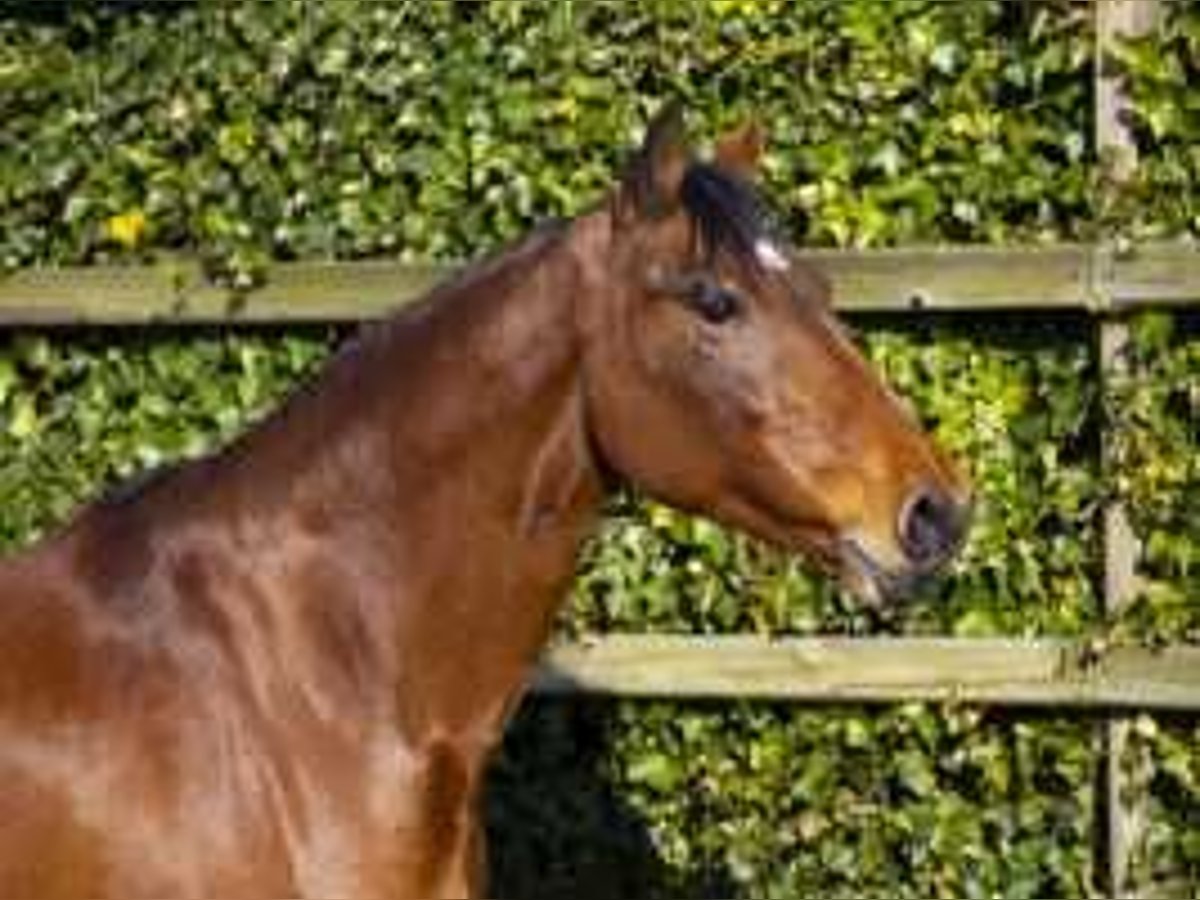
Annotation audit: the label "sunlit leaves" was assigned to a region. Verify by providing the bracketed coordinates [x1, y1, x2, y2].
[0, 329, 334, 547]
[1, 0, 1096, 278]
[1106, 0, 1200, 239]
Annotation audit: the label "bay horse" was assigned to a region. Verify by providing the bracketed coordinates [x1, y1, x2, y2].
[0, 107, 970, 898]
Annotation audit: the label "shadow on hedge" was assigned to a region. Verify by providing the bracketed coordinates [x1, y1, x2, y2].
[0, 0, 194, 26]
[487, 695, 736, 900]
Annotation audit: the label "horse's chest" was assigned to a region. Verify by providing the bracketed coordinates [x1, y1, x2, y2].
[282, 734, 482, 897]
[1, 712, 480, 897]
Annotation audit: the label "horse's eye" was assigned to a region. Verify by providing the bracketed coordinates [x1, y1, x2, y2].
[689, 278, 741, 324]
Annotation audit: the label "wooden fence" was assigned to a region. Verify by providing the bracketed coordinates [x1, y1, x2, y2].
[1, 1, 1196, 895]
[1, 241, 1197, 323]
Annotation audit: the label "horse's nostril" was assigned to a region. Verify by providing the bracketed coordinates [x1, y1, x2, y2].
[898, 487, 964, 568]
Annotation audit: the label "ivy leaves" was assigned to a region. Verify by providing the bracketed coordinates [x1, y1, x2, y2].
[2, 0, 1097, 280]
[1108, 0, 1200, 239]
[0, 329, 333, 547]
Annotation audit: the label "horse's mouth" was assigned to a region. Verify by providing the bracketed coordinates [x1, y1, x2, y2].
[836, 536, 922, 607]
[774, 525, 915, 607]
[724, 498, 946, 606]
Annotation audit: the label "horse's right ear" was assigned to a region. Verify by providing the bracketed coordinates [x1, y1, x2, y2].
[714, 121, 766, 181]
[616, 101, 691, 222]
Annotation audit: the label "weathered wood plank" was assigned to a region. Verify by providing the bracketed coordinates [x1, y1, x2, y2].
[1108, 241, 1200, 307]
[0, 260, 443, 325]
[807, 244, 1093, 312]
[181, 260, 444, 322]
[534, 636, 1200, 711]
[0, 263, 201, 325]
[5, 243, 1199, 326]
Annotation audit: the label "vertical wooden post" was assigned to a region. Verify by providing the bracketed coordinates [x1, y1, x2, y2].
[1094, 2, 1158, 896]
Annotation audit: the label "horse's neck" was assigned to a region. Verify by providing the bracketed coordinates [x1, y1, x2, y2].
[382, 233, 606, 739]
[229, 226, 606, 745]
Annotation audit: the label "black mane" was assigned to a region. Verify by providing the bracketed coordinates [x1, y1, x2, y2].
[679, 162, 772, 268]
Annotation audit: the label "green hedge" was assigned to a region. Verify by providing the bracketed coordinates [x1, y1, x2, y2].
[1112, 3, 1200, 883]
[0, 328, 333, 547]
[488, 700, 1095, 899]
[2, 0, 1096, 279]
[0, 1, 1196, 897]
[1114, 314, 1200, 896]
[1109, 0, 1200, 239]
[1125, 714, 1200, 897]
[1113, 313, 1199, 645]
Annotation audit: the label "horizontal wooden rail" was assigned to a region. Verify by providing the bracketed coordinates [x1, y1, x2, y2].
[534, 636, 1200, 711]
[813, 244, 1093, 312]
[0, 243, 1197, 325]
[1101, 241, 1200, 305]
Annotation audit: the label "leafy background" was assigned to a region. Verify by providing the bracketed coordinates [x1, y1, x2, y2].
[0, 0, 1196, 897]
[1109, 6, 1200, 891]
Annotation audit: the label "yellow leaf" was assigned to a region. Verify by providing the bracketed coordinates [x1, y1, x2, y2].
[105, 210, 147, 249]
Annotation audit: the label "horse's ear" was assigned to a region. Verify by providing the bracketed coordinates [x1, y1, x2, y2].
[617, 101, 691, 221]
[714, 121, 765, 181]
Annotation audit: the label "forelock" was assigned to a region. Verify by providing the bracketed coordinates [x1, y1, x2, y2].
[679, 162, 772, 269]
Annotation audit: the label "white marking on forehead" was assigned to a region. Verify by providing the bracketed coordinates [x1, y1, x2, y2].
[755, 239, 789, 272]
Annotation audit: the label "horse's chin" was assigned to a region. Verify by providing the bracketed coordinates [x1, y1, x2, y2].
[710, 499, 917, 607]
[775, 527, 893, 608]
[835, 535, 921, 608]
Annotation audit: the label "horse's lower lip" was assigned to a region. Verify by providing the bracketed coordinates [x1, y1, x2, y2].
[837, 537, 919, 605]
[770, 517, 918, 603]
